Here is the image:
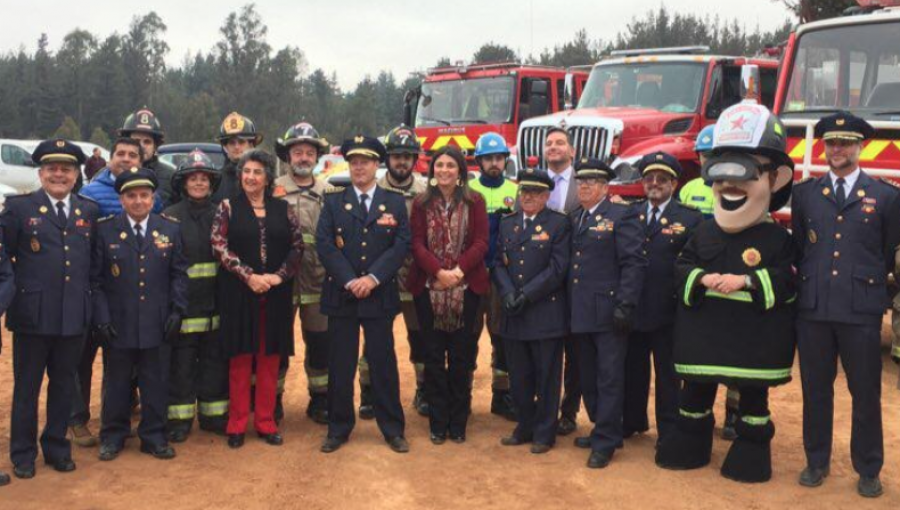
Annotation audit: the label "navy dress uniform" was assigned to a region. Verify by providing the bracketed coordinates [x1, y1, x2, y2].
[791, 113, 900, 488]
[4, 140, 99, 477]
[567, 159, 647, 465]
[91, 168, 189, 459]
[316, 136, 411, 448]
[623, 153, 703, 444]
[493, 169, 571, 450]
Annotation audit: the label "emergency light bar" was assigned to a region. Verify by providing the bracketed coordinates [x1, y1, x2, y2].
[608, 46, 710, 58]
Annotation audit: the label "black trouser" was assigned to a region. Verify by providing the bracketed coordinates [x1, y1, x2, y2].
[10, 334, 84, 467]
[70, 330, 103, 426]
[679, 381, 769, 432]
[415, 290, 480, 436]
[507, 337, 563, 446]
[327, 315, 404, 440]
[797, 319, 883, 478]
[302, 330, 329, 395]
[623, 326, 679, 442]
[167, 330, 230, 432]
[560, 334, 581, 420]
[575, 331, 626, 454]
[101, 346, 170, 449]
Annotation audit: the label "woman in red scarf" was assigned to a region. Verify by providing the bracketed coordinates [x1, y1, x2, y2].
[407, 146, 489, 444]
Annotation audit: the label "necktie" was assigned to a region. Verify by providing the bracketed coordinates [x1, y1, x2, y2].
[525, 217, 533, 231]
[579, 209, 589, 230]
[552, 174, 563, 210]
[648, 206, 660, 229]
[56, 200, 66, 225]
[135, 223, 144, 247]
[835, 178, 846, 208]
[359, 193, 369, 215]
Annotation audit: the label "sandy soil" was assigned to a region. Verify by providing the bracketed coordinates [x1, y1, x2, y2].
[0, 318, 897, 510]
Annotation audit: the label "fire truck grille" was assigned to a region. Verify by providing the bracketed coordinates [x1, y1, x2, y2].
[518, 126, 609, 169]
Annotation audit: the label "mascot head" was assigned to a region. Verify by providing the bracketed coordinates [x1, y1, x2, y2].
[702, 103, 793, 233]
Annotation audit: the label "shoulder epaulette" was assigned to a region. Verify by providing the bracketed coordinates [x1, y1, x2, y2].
[501, 210, 519, 219]
[3, 193, 28, 203]
[381, 186, 404, 195]
[98, 214, 115, 223]
[76, 193, 98, 204]
[546, 208, 567, 217]
[879, 177, 900, 190]
[160, 213, 180, 223]
[325, 186, 345, 194]
[796, 176, 816, 186]
[676, 201, 700, 211]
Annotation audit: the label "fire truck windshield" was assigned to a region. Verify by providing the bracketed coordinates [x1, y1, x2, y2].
[578, 62, 707, 113]
[783, 21, 900, 119]
[415, 76, 515, 127]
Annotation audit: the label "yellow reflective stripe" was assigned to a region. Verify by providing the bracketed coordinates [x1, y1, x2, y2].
[684, 268, 704, 306]
[706, 290, 753, 303]
[742, 414, 771, 426]
[300, 294, 321, 305]
[168, 404, 196, 420]
[675, 364, 791, 380]
[860, 140, 890, 162]
[308, 374, 329, 388]
[679, 408, 711, 419]
[180, 316, 220, 333]
[187, 262, 218, 279]
[399, 292, 413, 302]
[302, 233, 316, 246]
[198, 400, 229, 417]
[756, 269, 775, 310]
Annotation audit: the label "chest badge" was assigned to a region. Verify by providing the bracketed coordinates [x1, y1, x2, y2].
[111, 263, 120, 278]
[742, 247, 762, 267]
[75, 208, 82, 216]
[39, 206, 48, 214]
[120, 232, 128, 240]
[808, 229, 818, 244]
[822, 187, 830, 196]
[660, 218, 669, 226]
[30, 237, 40, 253]
[152, 230, 159, 238]
[379, 204, 386, 212]
[344, 203, 353, 211]
[857, 190, 866, 198]
[535, 225, 543, 233]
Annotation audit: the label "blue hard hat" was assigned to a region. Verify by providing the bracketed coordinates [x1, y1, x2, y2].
[695, 125, 716, 153]
[474, 132, 510, 158]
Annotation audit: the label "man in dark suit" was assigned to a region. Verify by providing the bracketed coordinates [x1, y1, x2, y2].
[494, 168, 571, 454]
[316, 135, 411, 454]
[543, 126, 581, 436]
[92, 167, 189, 462]
[0, 227, 13, 486]
[622, 153, 703, 446]
[567, 158, 647, 468]
[3, 139, 99, 480]
[792, 112, 900, 498]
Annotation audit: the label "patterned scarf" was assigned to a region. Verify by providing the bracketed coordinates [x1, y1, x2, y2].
[426, 196, 469, 332]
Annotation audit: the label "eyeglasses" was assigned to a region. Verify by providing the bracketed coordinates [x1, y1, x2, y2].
[642, 174, 673, 184]
[576, 178, 604, 186]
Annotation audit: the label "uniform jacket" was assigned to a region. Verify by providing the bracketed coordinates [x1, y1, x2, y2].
[1, 191, 100, 337]
[791, 171, 900, 325]
[568, 199, 647, 334]
[162, 199, 218, 321]
[81, 168, 163, 216]
[493, 207, 571, 341]
[91, 213, 189, 349]
[631, 200, 704, 332]
[315, 185, 411, 318]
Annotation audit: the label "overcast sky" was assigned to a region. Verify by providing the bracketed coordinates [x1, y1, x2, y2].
[0, 0, 793, 89]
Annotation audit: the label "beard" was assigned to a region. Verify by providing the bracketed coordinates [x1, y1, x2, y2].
[388, 166, 412, 182]
[292, 164, 314, 177]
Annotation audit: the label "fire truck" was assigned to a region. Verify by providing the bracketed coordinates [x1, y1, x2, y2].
[516, 47, 780, 197]
[774, 0, 900, 185]
[402, 62, 589, 174]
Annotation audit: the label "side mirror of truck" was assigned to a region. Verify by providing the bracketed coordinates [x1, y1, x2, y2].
[403, 87, 420, 127]
[564, 73, 576, 110]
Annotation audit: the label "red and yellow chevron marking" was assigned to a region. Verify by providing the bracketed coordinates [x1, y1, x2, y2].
[787, 138, 900, 163]
[419, 135, 476, 151]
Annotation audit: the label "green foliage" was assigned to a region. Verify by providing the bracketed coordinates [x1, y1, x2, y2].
[88, 127, 112, 149]
[53, 116, 82, 140]
[472, 43, 519, 65]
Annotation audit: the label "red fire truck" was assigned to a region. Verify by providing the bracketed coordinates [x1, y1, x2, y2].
[402, 62, 589, 174]
[516, 47, 780, 197]
[774, 1, 900, 186]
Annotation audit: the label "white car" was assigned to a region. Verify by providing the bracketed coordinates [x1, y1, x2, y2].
[0, 139, 109, 193]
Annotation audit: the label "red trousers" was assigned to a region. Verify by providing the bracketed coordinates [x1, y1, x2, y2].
[227, 305, 280, 435]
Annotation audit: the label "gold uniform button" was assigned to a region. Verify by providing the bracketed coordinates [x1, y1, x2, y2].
[363, 228, 368, 234]
[140, 269, 145, 274]
[140, 255, 146, 260]
[361, 256, 367, 261]
[520, 247, 525, 252]
[64, 246, 70, 251]
[361, 242, 367, 247]
[140, 282, 145, 287]
[574, 278, 579, 284]
[869, 279, 875, 284]
[576, 251, 582, 257]
[140, 296, 146, 301]
[65, 261, 71, 267]
[835, 233, 842, 240]
[517, 275, 524, 280]
[832, 270, 839, 276]
[837, 215, 844, 222]
[551, 296, 556, 301]
[65, 276, 70, 282]
[574, 264, 579, 269]
[833, 251, 840, 258]
[519, 260, 524, 265]
[609, 291, 614, 296]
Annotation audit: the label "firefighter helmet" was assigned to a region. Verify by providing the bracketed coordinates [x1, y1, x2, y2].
[217, 112, 263, 145]
[384, 125, 421, 155]
[706, 102, 793, 169]
[694, 125, 716, 153]
[170, 148, 221, 201]
[275, 122, 328, 162]
[119, 108, 165, 145]
[474, 132, 510, 158]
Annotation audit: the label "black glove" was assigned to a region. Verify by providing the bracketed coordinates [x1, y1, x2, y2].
[613, 303, 635, 336]
[506, 291, 527, 316]
[94, 323, 118, 347]
[502, 292, 518, 313]
[164, 313, 183, 344]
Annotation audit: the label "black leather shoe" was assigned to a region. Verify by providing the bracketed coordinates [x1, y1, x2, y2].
[321, 436, 347, 453]
[12, 465, 34, 479]
[574, 436, 591, 449]
[168, 429, 189, 444]
[588, 451, 612, 469]
[227, 434, 245, 449]
[45, 458, 76, 473]
[530, 442, 552, 454]
[430, 433, 446, 445]
[387, 436, 410, 453]
[798, 466, 829, 487]
[557, 416, 577, 436]
[0, 470, 9, 486]
[258, 432, 283, 446]
[449, 433, 466, 444]
[858, 476, 883, 498]
[140, 443, 176, 460]
[98, 444, 121, 462]
[500, 435, 531, 446]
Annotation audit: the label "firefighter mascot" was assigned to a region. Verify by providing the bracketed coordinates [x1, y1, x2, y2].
[164, 149, 230, 440]
[655, 102, 796, 483]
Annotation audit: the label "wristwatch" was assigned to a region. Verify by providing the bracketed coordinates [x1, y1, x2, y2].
[744, 275, 755, 290]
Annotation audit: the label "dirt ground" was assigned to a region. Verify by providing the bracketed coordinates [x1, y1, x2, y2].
[0, 319, 898, 510]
